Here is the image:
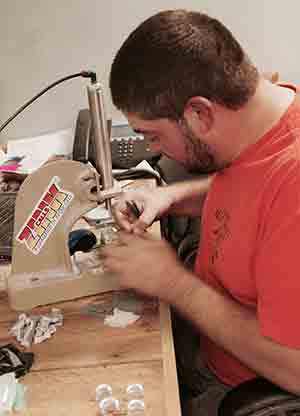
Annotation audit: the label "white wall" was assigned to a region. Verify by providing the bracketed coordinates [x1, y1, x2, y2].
[0, 0, 299, 142]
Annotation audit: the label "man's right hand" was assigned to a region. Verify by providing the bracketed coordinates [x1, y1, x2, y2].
[112, 186, 174, 234]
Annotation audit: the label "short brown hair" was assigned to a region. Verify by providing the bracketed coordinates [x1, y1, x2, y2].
[110, 9, 259, 120]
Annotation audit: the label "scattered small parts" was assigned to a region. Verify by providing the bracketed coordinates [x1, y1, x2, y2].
[10, 308, 63, 347]
[104, 307, 140, 328]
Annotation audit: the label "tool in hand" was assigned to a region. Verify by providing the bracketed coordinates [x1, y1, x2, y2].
[126, 200, 141, 219]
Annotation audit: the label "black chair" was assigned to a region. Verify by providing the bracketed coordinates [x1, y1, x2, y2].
[218, 377, 300, 416]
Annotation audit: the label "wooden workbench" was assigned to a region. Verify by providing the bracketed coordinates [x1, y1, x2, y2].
[0, 270, 181, 415]
[0, 171, 182, 414]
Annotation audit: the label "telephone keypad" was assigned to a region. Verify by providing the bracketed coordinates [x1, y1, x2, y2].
[110, 125, 161, 169]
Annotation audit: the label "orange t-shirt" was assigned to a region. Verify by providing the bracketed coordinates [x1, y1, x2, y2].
[195, 91, 300, 386]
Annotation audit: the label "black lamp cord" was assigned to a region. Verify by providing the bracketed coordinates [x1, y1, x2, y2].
[0, 70, 97, 135]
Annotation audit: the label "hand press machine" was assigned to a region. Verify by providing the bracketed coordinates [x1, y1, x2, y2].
[6, 75, 124, 311]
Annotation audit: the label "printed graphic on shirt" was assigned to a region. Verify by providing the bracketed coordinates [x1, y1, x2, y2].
[210, 208, 231, 265]
[16, 177, 74, 255]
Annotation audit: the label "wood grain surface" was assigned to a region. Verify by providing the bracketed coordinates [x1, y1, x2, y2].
[0, 290, 181, 415]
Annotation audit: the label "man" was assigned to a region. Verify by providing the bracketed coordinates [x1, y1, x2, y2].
[103, 9, 300, 416]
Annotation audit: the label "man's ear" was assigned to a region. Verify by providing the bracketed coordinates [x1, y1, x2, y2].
[183, 96, 214, 134]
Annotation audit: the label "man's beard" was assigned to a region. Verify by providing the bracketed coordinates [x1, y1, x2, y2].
[180, 121, 224, 174]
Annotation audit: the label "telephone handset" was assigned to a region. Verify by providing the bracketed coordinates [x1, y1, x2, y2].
[73, 109, 161, 170]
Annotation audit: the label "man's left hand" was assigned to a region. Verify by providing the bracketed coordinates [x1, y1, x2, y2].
[100, 231, 186, 302]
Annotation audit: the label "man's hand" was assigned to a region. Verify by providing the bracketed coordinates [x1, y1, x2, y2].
[113, 176, 213, 234]
[112, 186, 174, 234]
[101, 231, 189, 301]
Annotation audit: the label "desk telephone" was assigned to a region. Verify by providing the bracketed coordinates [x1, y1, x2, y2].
[73, 109, 161, 170]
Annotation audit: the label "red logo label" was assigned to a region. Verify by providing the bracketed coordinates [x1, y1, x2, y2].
[16, 177, 74, 254]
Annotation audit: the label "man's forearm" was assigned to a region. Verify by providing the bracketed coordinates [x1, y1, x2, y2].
[165, 175, 213, 217]
[168, 268, 300, 394]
